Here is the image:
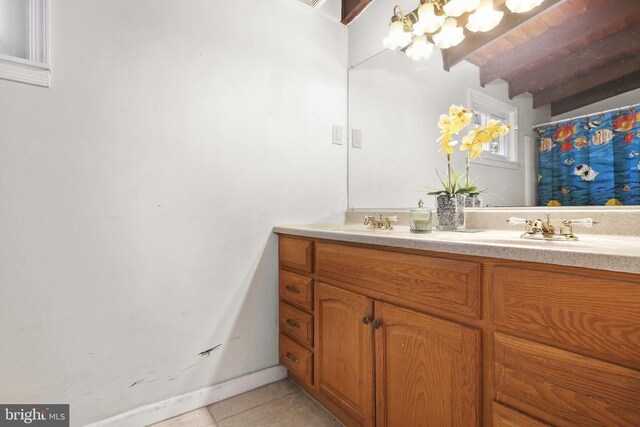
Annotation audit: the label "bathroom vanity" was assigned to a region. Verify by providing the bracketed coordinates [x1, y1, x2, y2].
[274, 225, 640, 427]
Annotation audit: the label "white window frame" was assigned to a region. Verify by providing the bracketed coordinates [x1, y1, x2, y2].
[468, 89, 518, 170]
[0, 0, 50, 87]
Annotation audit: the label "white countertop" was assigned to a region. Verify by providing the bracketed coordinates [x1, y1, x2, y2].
[274, 224, 640, 275]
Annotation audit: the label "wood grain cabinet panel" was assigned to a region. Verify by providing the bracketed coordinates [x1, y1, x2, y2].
[495, 333, 640, 427]
[316, 282, 374, 427]
[279, 270, 313, 312]
[316, 243, 481, 320]
[279, 237, 314, 273]
[493, 403, 549, 427]
[375, 302, 481, 427]
[279, 333, 313, 386]
[279, 302, 313, 348]
[493, 266, 640, 369]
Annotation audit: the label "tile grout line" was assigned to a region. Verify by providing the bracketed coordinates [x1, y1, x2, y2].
[210, 388, 299, 422]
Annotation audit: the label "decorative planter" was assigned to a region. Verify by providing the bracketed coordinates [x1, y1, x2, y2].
[465, 194, 482, 208]
[436, 194, 466, 230]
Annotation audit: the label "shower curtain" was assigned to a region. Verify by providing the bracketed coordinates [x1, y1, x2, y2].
[535, 105, 640, 206]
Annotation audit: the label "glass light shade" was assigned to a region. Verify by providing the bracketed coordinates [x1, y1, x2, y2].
[466, 0, 504, 32]
[385, 20, 412, 50]
[443, 0, 481, 17]
[406, 35, 434, 61]
[413, 2, 445, 35]
[505, 0, 544, 13]
[433, 18, 465, 49]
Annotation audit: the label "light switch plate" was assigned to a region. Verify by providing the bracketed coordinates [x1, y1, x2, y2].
[352, 129, 362, 149]
[332, 125, 343, 145]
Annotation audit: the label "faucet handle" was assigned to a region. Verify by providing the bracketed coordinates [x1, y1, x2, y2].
[507, 217, 532, 225]
[563, 218, 598, 228]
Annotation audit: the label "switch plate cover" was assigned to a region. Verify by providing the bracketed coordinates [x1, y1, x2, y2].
[352, 129, 362, 148]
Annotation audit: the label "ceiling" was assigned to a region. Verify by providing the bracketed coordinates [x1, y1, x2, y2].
[342, 0, 640, 116]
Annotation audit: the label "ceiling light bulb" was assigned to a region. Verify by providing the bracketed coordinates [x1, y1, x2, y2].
[406, 34, 434, 61]
[413, 2, 445, 35]
[385, 19, 412, 50]
[443, 0, 481, 17]
[505, 0, 544, 13]
[466, 0, 503, 32]
[433, 18, 465, 49]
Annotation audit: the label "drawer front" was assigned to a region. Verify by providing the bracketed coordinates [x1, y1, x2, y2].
[316, 243, 481, 320]
[279, 302, 313, 348]
[493, 266, 640, 369]
[279, 270, 313, 312]
[495, 333, 640, 427]
[493, 402, 549, 427]
[279, 236, 314, 273]
[280, 333, 313, 386]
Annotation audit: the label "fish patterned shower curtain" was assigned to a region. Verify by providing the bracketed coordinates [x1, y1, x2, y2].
[535, 105, 640, 206]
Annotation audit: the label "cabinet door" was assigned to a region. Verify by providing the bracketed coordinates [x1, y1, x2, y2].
[316, 282, 374, 427]
[375, 302, 481, 427]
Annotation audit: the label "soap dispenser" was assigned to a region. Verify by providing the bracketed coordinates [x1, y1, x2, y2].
[410, 199, 432, 233]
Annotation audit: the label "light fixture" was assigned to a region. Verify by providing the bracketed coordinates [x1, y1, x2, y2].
[433, 17, 464, 49]
[466, 0, 503, 32]
[413, 1, 446, 35]
[383, 0, 543, 62]
[383, 6, 412, 50]
[505, 0, 544, 13]
[443, 0, 480, 17]
[406, 35, 434, 61]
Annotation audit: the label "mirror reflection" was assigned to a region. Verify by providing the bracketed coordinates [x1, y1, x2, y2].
[347, 0, 640, 208]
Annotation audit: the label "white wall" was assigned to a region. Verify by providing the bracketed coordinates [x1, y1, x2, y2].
[347, 0, 550, 208]
[0, 0, 347, 425]
[552, 88, 640, 121]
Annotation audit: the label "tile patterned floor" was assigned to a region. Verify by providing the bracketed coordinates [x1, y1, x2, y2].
[150, 380, 342, 427]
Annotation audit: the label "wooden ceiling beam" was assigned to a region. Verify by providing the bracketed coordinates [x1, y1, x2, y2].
[508, 23, 640, 98]
[479, 0, 640, 86]
[549, 70, 640, 116]
[442, 0, 566, 71]
[533, 52, 640, 108]
[342, 0, 372, 25]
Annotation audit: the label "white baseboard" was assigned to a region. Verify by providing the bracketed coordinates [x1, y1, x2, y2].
[85, 365, 287, 427]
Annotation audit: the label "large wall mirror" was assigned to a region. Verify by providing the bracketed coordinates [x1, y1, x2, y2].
[347, 0, 640, 209]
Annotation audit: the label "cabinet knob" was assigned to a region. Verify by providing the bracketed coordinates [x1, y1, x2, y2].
[362, 316, 370, 325]
[285, 285, 300, 293]
[372, 319, 381, 329]
[286, 319, 301, 329]
[285, 352, 299, 363]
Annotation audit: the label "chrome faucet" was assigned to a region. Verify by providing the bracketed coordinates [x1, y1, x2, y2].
[363, 215, 398, 230]
[507, 214, 598, 241]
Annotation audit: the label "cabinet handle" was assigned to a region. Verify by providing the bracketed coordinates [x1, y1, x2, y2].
[372, 319, 381, 330]
[286, 319, 301, 329]
[362, 316, 370, 325]
[285, 285, 300, 293]
[285, 352, 299, 363]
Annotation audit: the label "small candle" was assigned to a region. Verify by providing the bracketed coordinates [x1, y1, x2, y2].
[410, 199, 432, 233]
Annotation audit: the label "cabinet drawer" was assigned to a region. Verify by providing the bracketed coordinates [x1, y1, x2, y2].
[279, 236, 314, 273]
[493, 266, 640, 369]
[316, 243, 481, 320]
[280, 333, 313, 386]
[494, 333, 640, 427]
[279, 270, 313, 312]
[493, 402, 548, 427]
[279, 302, 313, 348]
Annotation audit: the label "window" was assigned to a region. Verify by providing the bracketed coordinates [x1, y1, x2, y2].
[0, 0, 49, 87]
[468, 89, 518, 169]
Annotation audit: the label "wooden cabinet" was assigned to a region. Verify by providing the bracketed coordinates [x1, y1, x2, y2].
[277, 234, 640, 426]
[374, 302, 480, 427]
[316, 283, 374, 426]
